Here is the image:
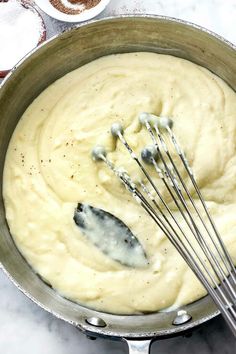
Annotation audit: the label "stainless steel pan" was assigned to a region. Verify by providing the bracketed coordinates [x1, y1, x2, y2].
[0, 15, 235, 354]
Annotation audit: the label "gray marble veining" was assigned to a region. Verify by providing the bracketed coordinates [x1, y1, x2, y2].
[1, 0, 236, 353]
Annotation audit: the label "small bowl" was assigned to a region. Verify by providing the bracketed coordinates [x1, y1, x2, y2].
[34, 0, 111, 23]
[0, 2, 46, 78]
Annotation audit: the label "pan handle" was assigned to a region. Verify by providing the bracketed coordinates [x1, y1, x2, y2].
[124, 339, 152, 354]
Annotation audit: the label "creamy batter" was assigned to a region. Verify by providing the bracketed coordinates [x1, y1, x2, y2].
[3, 53, 236, 314]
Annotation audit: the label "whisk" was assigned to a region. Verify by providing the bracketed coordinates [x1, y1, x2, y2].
[92, 112, 236, 336]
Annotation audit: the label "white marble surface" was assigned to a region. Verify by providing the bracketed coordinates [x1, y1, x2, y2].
[1, 0, 236, 353]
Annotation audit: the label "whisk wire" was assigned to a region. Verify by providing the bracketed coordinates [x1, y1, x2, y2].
[167, 130, 235, 278]
[93, 114, 236, 335]
[145, 122, 236, 301]
[130, 175, 236, 325]
[167, 125, 236, 281]
[123, 128, 236, 310]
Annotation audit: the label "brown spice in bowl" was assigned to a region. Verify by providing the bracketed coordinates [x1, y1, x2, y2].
[49, 0, 101, 15]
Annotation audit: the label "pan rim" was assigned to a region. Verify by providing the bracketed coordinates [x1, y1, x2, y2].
[1, 14, 233, 339]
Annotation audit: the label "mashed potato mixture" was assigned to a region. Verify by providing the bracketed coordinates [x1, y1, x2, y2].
[3, 53, 236, 314]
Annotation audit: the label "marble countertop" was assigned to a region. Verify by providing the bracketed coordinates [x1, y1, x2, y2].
[1, 0, 236, 353]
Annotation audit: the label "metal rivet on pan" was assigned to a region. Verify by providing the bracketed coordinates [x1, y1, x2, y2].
[172, 310, 192, 325]
[85, 317, 107, 327]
